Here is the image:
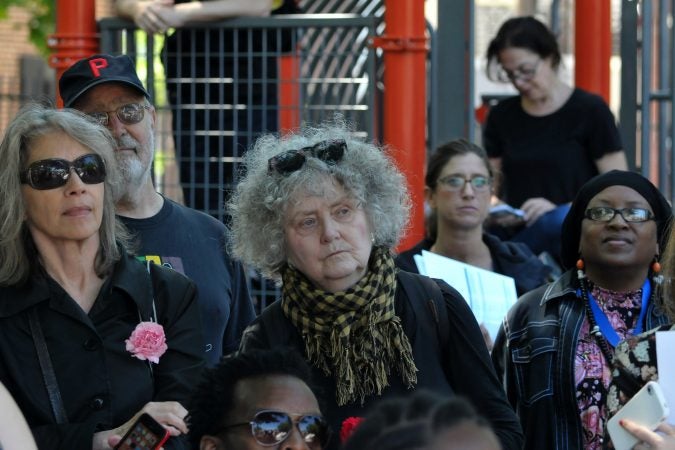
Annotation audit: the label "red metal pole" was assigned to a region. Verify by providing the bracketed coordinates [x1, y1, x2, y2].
[48, 0, 98, 107]
[574, 0, 611, 102]
[373, 0, 427, 252]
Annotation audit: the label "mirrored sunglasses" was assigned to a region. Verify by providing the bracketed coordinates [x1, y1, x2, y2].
[218, 410, 330, 448]
[437, 175, 491, 191]
[20, 154, 106, 190]
[267, 139, 346, 175]
[88, 103, 151, 127]
[584, 206, 655, 223]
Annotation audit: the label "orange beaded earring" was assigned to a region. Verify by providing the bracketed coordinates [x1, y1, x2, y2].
[576, 258, 585, 271]
[652, 258, 661, 274]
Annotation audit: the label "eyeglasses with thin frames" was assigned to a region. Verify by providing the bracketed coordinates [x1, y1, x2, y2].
[437, 175, 492, 192]
[497, 59, 541, 83]
[87, 103, 152, 127]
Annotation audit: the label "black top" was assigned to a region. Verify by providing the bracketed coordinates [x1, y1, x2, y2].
[483, 88, 623, 207]
[0, 252, 205, 450]
[120, 196, 255, 365]
[240, 271, 523, 450]
[395, 234, 550, 296]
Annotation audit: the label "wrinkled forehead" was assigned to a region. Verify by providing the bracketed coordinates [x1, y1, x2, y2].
[74, 82, 147, 111]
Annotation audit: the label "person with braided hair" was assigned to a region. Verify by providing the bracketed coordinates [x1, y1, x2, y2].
[492, 170, 673, 450]
[229, 121, 523, 450]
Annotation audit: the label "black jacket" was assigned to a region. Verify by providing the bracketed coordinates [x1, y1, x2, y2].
[240, 270, 523, 450]
[491, 270, 669, 450]
[395, 234, 551, 296]
[0, 252, 206, 450]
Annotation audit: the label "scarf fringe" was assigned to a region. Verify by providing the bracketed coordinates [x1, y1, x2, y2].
[283, 248, 418, 406]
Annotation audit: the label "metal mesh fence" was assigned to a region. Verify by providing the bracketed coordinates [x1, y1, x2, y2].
[98, 15, 379, 311]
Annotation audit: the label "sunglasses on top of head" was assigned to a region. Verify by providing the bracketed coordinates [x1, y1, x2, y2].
[216, 410, 331, 448]
[267, 139, 347, 175]
[20, 154, 107, 190]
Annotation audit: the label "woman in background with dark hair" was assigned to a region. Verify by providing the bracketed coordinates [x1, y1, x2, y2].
[396, 138, 550, 296]
[483, 16, 627, 262]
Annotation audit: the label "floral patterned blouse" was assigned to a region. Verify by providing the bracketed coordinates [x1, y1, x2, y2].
[604, 323, 675, 448]
[575, 284, 644, 450]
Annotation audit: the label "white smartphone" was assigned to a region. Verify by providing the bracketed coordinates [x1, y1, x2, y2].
[607, 381, 670, 450]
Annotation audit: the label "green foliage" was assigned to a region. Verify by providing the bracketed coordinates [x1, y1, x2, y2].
[0, 0, 55, 57]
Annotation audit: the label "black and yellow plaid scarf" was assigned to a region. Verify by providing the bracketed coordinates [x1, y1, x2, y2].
[280, 247, 418, 406]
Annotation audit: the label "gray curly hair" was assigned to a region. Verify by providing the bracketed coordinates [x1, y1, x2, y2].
[228, 121, 411, 280]
[0, 103, 129, 286]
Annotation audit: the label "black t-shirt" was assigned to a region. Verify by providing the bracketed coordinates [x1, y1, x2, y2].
[483, 88, 623, 208]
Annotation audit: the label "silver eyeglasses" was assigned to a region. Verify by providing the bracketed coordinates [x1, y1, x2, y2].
[437, 175, 492, 192]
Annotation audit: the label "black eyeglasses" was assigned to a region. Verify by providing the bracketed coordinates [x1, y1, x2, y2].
[584, 207, 655, 223]
[87, 103, 152, 127]
[217, 410, 330, 448]
[437, 175, 491, 192]
[267, 139, 346, 175]
[497, 59, 541, 83]
[20, 154, 106, 190]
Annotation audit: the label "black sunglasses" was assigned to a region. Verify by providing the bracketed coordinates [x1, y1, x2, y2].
[217, 410, 330, 448]
[20, 154, 107, 190]
[267, 139, 346, 175]
[87, 103, 152, 127]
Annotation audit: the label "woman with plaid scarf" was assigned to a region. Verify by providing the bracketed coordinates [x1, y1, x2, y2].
[230, 120, 522, 450]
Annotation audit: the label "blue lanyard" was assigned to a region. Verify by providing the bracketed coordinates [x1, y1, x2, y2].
[580, 279, 651, 348]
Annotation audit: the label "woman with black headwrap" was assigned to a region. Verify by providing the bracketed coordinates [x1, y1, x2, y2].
[491, 170, 673, 450]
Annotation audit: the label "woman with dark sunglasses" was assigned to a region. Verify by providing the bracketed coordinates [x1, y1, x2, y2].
[483, 16, 627, 264]
[231, 121, 523, 450]
[491, 170, 673, 449]
[0, 104, 205, 450]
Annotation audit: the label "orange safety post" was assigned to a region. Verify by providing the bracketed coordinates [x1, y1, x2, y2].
[48, 0, 98, 107]
[575, 0, 611, 102]
[371, 0, 427, 252]
[278, 53, 301, 134]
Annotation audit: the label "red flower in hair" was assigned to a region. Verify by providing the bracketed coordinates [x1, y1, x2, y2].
[340, 416, 364, 443]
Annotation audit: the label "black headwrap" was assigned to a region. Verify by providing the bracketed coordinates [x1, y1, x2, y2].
[561, 170, 673, 270]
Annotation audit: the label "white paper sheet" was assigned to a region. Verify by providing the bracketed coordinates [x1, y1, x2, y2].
[656, 330, 675, 423]
[416, 250, 518, 340]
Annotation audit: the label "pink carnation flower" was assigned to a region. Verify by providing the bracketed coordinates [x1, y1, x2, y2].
[125, 322, 167, 364]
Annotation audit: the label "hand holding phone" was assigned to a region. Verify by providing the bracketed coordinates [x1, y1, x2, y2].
[114, 413, 170, 450]
[607, 381, 670, 450]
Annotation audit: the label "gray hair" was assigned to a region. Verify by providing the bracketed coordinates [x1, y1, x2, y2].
[228, 122, 410, 279]
[0, 103, 129, 285]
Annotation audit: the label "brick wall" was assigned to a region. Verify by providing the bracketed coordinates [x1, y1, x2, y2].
[0, 0, 115, 131]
